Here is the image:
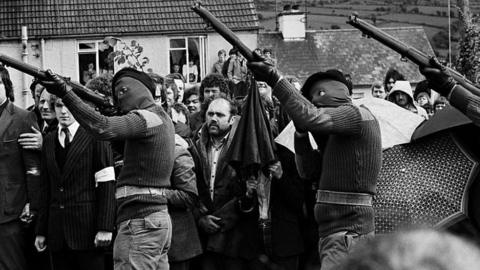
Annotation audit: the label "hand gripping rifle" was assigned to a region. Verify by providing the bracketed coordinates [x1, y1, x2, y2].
[0, 53, 117, 115]
[191, 2, 254, 61]
[347, 14, 480, 97]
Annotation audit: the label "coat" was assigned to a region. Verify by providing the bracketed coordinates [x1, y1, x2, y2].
[166, 136, 203, 261]
[36, 126, 116, 251]
[0, 102, 41, 224]
[194, 118, 245, 256]
[234, 145, 305, 259]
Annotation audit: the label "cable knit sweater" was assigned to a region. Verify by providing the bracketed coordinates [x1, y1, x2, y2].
[62, 91, 175, 223]
[273, 78, 382, 237]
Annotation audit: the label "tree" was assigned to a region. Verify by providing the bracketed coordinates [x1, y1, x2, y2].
[455, 0, 480, 83]
[104, 37, 150, 72]
[432, 30, 450, 49]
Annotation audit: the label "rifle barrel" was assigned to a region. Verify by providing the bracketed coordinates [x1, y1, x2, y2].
[347, 14, 480, 96]
[0, 53, 114, 107]
[191, 3, 254, 61]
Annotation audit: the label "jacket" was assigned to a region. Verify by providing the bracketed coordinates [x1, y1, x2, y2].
[0, 102, 41, 224]
[36, 126, 116, 251]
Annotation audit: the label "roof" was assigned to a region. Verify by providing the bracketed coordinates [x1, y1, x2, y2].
[0, 0, 259, 40]
[258, 27, 435, 86]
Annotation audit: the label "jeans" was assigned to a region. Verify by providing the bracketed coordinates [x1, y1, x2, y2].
[318, 230, 374, 270]
[113, 210, 172, 270]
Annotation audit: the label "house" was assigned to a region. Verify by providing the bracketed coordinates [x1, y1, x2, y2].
[258, 6, 435, 98]
[0, 0, 259, 108]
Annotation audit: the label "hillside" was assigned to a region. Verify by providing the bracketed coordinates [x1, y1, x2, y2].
[255, 0, 480, 62]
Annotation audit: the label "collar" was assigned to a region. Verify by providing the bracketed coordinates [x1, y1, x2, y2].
[0, 99, 8, 116]
[58, 121, 80, 139]
[209, 131, 230, 151]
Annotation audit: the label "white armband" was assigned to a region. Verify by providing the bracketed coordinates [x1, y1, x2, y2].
[95, 166, 115, 187]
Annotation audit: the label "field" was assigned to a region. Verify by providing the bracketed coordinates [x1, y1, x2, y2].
[256, 0, 480, 60]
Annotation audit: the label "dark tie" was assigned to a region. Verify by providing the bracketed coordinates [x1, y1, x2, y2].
[61, 127, 70, 148]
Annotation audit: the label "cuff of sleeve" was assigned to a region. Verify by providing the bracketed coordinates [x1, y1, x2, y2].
[294, 133, 313, 154]
[449, 84, 473, 114]
[238, 196, 255, 213]
[273, 78, 297, 103]
[61, 90, 78, 106]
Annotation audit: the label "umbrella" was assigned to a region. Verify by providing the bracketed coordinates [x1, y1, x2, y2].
[411, 105, 472, 140]
[226, 74, 277, 256]
[226, 75, 277, 179]
[374, 108, 480, 234]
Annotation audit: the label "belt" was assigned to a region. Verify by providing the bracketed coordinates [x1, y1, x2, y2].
[115, 186, 166, 199]
[316, 190, 373, 207]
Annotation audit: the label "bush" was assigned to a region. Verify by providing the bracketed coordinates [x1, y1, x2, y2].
[432, 30, 449, 49]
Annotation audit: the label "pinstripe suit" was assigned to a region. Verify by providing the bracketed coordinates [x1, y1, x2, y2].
[36, 125, 116, 269]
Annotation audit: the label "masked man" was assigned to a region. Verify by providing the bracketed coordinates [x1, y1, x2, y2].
[248, 57, 382, 270]
[40, 68, 175, 270]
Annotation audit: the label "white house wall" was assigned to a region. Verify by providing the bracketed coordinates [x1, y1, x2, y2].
[1, 40, 42, 108]
[2, 31, 256, 109]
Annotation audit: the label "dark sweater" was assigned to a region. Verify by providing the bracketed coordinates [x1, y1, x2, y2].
[273, 79, 382, 237]
[449, 84, 480, 127]
[62, 91, 175, 223]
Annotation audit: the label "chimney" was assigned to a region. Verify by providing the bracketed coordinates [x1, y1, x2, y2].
[277, 4, 306, 40]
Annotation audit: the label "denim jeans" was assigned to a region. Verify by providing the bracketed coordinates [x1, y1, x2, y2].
[318, 230, 374, 270]
[113, 210, 172, 270]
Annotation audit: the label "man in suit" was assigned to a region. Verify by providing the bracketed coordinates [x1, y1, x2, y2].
[19, 83, 58, 150]
[0, 66, 41, 270]
[34, 96, 116, 270]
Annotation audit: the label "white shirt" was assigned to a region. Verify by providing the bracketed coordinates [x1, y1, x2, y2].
[57, 121, 80, 148]
[208, 133, 229, 200]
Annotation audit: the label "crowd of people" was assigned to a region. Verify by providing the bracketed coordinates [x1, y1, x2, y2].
[371, 67, 450, 119]
[1, 44, 480, 270]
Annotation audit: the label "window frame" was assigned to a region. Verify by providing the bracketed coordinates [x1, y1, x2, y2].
[167, 36, 207, 82]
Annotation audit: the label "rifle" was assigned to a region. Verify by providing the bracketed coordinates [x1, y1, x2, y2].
[0, 53, 117, 114]
[191, 2, 254, 61]
[347, 14, 480, 96]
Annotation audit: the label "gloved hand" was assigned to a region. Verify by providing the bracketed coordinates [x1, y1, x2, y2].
[247, 51, 282, 88]
[419, 57, 456, 97]
[39, 70, 72, 98]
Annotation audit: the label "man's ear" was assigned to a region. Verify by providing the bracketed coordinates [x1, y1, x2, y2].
[228, 115, 235, 124]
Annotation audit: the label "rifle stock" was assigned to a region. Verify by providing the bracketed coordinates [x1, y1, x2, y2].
[347, 14, 480, 96]
[0, 53, 116, 112]
[191, 2, 254, 61]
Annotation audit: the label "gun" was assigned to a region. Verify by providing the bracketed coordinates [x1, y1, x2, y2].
[347, 14, 480, 96]
[191, 2, 254, 61]
[0, 53, 117, 114]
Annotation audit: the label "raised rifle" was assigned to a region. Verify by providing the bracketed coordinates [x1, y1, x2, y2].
[191, 2, 254, 61]
[0, 53, 117, 114]
[347, 14, 480, 96]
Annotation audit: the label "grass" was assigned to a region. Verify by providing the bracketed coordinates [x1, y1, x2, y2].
[257, 1, 468, 59]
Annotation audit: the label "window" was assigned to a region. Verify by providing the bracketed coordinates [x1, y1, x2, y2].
[168, 37, 206, 85]
[77, 41, 114, 85]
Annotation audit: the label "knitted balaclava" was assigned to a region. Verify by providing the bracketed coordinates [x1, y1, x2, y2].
[112, 68, 156, 113]
[301, 69, 351, 107]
